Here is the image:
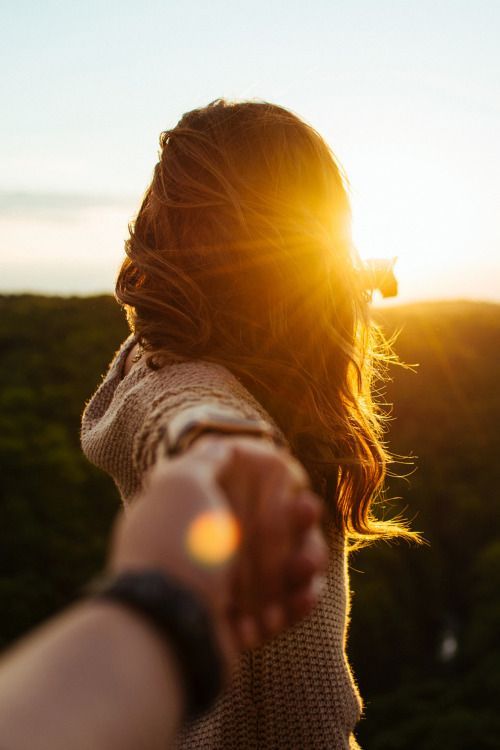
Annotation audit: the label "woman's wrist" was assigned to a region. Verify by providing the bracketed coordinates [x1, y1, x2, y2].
[164, 405, 283, 456]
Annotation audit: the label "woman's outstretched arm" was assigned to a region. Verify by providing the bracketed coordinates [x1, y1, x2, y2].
[82, 341, 314, 648]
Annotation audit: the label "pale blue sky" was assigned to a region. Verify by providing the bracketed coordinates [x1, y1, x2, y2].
[1, 0, 499, 300]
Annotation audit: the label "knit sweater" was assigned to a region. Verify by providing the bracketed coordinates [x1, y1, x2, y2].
[81, 336, 362, 749]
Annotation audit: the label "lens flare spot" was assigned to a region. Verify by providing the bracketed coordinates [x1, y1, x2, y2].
[186, 510, 240, 566]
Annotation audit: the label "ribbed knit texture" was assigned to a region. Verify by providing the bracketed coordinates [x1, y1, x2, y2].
[81, 336, 362, 749]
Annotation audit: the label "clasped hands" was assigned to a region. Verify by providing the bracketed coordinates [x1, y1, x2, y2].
[110, 435, 328, 666]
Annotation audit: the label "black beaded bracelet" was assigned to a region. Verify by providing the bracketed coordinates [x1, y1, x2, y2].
[86, 570, 224, 722]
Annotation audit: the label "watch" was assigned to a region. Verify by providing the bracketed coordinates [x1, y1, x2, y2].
[86, 569, 224, 721]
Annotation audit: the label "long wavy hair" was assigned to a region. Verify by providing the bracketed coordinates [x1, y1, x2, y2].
[116, 99, 417, 542]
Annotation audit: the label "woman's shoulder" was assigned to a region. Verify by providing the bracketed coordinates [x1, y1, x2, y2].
[136, 355, 279, 430]
[83, 338, 283, 440]
[81, 339, 287, 500]
[85, 336, 245, 404]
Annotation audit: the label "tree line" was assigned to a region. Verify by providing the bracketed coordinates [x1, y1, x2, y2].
[0, 295, 498, 748]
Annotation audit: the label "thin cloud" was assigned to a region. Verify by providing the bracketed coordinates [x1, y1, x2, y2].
[0, 190, 135, 222]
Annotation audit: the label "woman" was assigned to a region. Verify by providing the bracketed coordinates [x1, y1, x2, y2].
[81, 99, 415, 749]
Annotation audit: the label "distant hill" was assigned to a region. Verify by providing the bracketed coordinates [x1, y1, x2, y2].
[354, 300, 500, 748]
[1, 295, 499, 748]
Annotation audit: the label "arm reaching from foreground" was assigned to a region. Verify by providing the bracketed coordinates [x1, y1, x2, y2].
[0, 436, 327, 750]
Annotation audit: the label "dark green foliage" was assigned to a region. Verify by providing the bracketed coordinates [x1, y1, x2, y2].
[0, 295, 128, 645]
[350, 301, 500, 748]
[0, 295, 499, 747]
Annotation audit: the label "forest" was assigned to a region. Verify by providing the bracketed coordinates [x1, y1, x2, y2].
[0, 294, 499, 748]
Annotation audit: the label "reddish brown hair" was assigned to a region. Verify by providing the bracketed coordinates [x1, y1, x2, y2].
[117, 99, 417, 542]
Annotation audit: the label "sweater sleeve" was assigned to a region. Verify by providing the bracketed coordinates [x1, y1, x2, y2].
[81, 341, 284, 504]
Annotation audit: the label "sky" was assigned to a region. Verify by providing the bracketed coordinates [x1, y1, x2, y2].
[1, 0, 499, 303]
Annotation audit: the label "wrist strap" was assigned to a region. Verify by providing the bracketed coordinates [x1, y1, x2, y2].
[86, 570, 224, 721]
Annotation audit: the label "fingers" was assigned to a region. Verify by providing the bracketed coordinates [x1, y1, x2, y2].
[261, 603, 286, 635]
[229, 462, 299, 633]
[165, 434, 329, 647]
[223, 445, 325, 646]
[285, 529, 328, 625]
[233, 614, 261, 651]
[251, 487, 325, 612]
[290, 488, 324, 529]
[228, 495, 328, 648]
[286, 574, 327, 623]
[286, 524, 329, 587]
[252, 463, 295, 601]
